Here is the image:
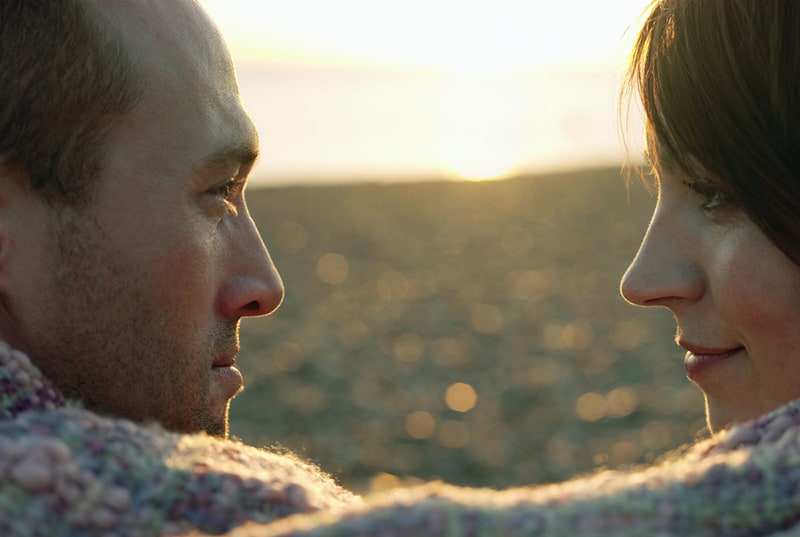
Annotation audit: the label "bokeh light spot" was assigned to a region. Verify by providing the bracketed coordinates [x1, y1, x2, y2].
[393, 332, 425, 363]
[378, 270, 410, 301]
[575, 391, 606, 422]
[561, 320, 594, 351]
[505, 269, 551, 302]
[337, 319, 371, 348]
[274, 220, 309, 253]
[317, 252, 350, 284]
[445, 382, 478, 413]
[641, 420, 672, 450]
[405, 410, 436, 439]
[606, 387, 639, 417]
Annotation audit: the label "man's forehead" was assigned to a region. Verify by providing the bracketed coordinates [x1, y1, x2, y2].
[84, 0, 258, 179]
[86, 0, 233, 82]
[87, 0, 211, 37]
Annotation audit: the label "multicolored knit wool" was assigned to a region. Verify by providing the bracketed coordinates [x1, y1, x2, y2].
[7, 339, 800, 537]
[226, 398, 800, 535]
[0, 341, 358, 536]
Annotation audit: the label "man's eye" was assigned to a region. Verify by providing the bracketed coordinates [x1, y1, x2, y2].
[209, 178, 244, 216]
[211, 178, 240, 199]
[683, 178, 735, 211]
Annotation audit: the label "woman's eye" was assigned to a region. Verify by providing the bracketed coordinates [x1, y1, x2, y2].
[683, 178, 735, 211]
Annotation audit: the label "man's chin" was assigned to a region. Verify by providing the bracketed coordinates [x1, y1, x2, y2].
[201, 397, 232, 438]
[204, 374, 241, 437]
[205, 416, 229, 438]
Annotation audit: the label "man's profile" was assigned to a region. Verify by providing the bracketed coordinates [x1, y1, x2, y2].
[0, 2, 360, 533]
[0, 0, 283, 439]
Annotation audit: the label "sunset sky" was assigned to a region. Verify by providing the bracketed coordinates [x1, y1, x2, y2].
[204, 1, 649, 72]
[201, 1, 651, 185]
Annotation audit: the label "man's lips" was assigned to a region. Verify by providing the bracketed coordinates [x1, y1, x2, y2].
[681, 342, 745, 379]
[212, 349, 238, 368]
[211, 349, 244, 397]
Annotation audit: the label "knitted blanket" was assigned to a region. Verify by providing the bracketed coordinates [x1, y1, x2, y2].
[224, 400, 800, 537]
[4, 339, 800, 536]
[0, 341, 358, 536]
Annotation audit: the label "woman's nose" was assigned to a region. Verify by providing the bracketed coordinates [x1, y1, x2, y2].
[620, 206, 703, 309]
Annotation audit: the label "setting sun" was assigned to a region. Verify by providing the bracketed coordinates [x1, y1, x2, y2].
[440, 73, 523, 181]
[200, 0, 649, 184]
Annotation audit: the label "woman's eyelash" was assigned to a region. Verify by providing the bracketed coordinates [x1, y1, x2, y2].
[683, 178, 734, 210]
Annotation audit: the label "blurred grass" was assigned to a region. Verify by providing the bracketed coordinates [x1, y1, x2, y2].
[232, 167, 708, 494]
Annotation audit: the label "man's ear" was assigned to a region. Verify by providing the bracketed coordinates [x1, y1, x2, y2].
[0, 156, 42, 351]
[0, 155, 37, 277]
[0, 156, 16, 268]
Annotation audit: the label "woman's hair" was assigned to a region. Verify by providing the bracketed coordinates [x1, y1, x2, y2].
[0, 0, 142, 206]
[622, 0, 800, 264]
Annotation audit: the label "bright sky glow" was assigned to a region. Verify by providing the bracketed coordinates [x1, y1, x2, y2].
[201, 1, 650, 183]
[203, 1, 650, 74]
[440, 73, 525, 180]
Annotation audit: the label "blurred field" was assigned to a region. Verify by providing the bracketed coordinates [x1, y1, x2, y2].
[232, 167, 708, 493]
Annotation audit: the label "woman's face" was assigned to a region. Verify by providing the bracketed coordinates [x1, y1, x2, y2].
[620, 152, 800, 434]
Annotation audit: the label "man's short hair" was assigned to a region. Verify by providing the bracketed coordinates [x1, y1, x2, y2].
[0, 0, 142, 205]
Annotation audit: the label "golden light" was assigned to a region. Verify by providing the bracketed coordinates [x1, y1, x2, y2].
[200, 0, 651, 183]
[202, 1, 649, 73]
[445, 383, 478, 413]
[405, 410, 436, 439]
[440, 73, 524, 181]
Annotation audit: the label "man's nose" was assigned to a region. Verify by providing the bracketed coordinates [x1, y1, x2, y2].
[218, 213, 284, 320]
[620, 207, 703, 309]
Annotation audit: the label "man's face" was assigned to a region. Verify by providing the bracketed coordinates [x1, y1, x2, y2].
[2, 0, 283, 436]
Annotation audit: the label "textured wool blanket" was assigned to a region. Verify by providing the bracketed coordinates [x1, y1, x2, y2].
[0, 342, 357, 536]
[3, 340, 800, 536]
[223, 402, 800, 536]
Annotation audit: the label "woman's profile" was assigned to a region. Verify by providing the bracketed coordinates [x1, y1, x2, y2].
[620, 0, 800, 433]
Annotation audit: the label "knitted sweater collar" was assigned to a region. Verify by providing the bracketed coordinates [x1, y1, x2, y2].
[0, 341, 66, 420]
[7, 338, 800, 536]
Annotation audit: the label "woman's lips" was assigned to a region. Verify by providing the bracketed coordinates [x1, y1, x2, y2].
[683, 346, 745, 380]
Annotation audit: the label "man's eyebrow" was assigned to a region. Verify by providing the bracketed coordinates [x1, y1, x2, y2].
[200, 143, 259, 171]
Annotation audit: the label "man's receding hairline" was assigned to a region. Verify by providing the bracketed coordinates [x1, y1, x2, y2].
[82, 0, 258, 189]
